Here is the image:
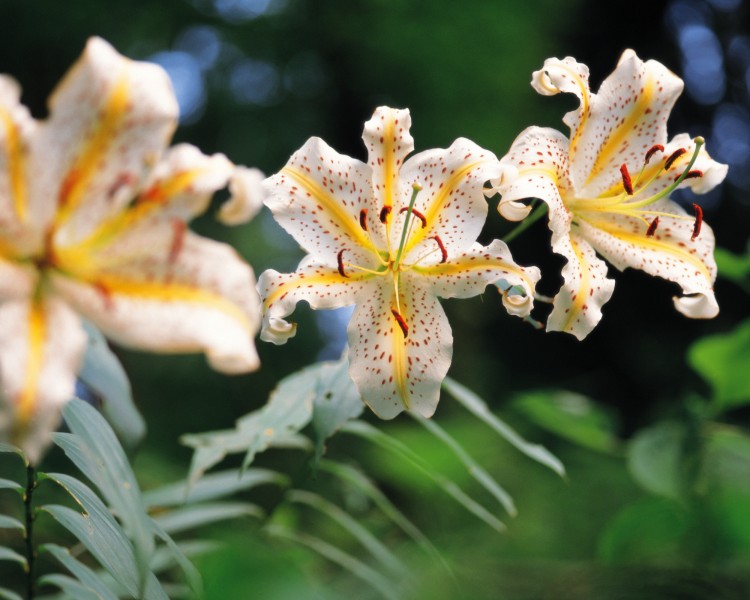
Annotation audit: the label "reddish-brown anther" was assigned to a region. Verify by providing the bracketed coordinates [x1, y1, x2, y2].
[399, 206, 427, 228]
[646, 216, 660, 237]
[691, 203, 703, 241]
[431, 235, 448, 263]
[620, 164, 634, 195]
[379, 206, 391, 223]
[645, 144, 665, 164]
[665, 148, 687, 170]
[337, 249, 349, 277]
[390, 308, 408, 338]
[359, 208, 368, 231]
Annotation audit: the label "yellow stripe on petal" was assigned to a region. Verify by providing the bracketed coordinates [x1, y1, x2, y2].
[391, 314, 410, 410]
[414, 259, 535, 293]
[0, 108, 27, 223]
[55, 74, 130, 225]
[18, 301, 45, 424]
[96, 275, 252, 331]
[281, 166, 376, 251]
[561, 237, 590, 334]
[263, 270, 374, 312]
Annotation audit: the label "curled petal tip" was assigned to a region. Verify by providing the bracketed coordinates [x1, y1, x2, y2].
[260, 316, 297, 345]
[218, 166, 266, 225]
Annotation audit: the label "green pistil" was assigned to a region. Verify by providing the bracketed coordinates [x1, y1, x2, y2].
[394, 183, 422, 270]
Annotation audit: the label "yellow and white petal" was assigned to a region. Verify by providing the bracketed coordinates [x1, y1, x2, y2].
[51, 232, 260, 374]
[348, 274, 451, 420]
[546, 232, 615, 340]
[567, 50, 684, 197]
[414, 240, 540, 318]
[576, 200, 718, 319]
[258, 256, 373, 345]
[362, 107, 414, 219]
[398, 138, 503, 261]
[0, 75, 43, 254]
[264, 136, 380, 263]
[0, 297, 87, 464]
[33, 37, 178, 245]
[497, 126, 572, 208]
[0, 258, 38, 302]
[532, 55, 590, 99]
[218, 166, 265, 225]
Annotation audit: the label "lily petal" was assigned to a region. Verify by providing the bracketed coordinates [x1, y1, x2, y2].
[258, 255, 374, 345]
[577, 200, 718, 318]
[264, 136, 380, 262]
[50, 232, 260, 374]
[0, 297, 86, 464]
[33, 37, 178, 245]
[399, 138, 503, 260]
[415, 240, 540, 318]
[218, 166, 265, 225]
[348, 275, 451, 419]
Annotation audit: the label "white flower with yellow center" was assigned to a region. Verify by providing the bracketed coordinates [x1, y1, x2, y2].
[497, 50, 728, 339]
[259, 106, 540, 418]
[0, 38, 263, 461]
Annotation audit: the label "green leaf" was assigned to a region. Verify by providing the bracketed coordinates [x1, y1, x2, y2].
[688, 319, 750, 411]
[0, 478, 23, 494]
[42, 544, 118, 600]
[413, 414, 517, 517]
[342, 420, 506, 533]
[702, 425, 750, 495]
[287, 490, 403, 574]
[598, 497, 692, 563]
[715, 245, 750, 292]
[182, 363, 321, 481]
[39, 573, 112, 600]
[310, 357, 364, 464]
[0, 587, 22, 600]
[626, 422, 687, 500]
[0, 444, 25, 464]
[41, 473, 167, 600]
[511, 389, 618, 454]
[54, 399, 154, 593]
[79, 321, 146, 450]
[151, 520, 203, 597]
[143, 468, 287, 508]
[442, 377, 566, 476]
[0, 546, 27, 568]
[149, 540, 220, 574]
[153, 502, 264, 535]
[266, 525, 400, 600]
[0, 515, 24, 532]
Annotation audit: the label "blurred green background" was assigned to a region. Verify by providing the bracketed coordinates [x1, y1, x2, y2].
[0, 0, 749, 598]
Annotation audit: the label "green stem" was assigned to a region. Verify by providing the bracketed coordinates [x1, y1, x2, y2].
[24, 464, 36, 600]
[501, 201, 548, 243]
[394, 183, 422, 269]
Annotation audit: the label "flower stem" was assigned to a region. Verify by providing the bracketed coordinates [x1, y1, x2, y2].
[501, 202, 548, 243]
[24, 464, 36, 600]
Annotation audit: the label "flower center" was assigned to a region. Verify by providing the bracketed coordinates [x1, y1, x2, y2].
[567, 137, 705, 236]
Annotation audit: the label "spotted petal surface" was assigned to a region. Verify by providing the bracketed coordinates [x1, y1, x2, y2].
[500, 51, 727, 339]
[260, 106, 538, 418]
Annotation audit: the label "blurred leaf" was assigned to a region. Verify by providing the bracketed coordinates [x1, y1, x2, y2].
[0, 444, 25, 464]
[413, 414, 517, 517]
[143, 468, 287, 508]
[54, 399, 154, 594]
[39, 574, 109, 600]
[598, 497, 692, 563]
[79, 321, 145, 449]
[0, 587, 22, 600]
[42, 543, 118, 600]
[287, 489, 403, 575]
[0, 478, 23, 494]
[149, 540, 220, 574]
[266, 524, 400, 600]
[715, 245, 750, 292]
[626, 422, 687, 500]
[153, 502, 264, 535]
[442, 377, 566, 476]
[311, 356, 364, 464]
[41, 473, 167, 600]
[702, 425, 750, 495]
[342, 420, 507, 533]
[512, 389, 618, 454]
[0, 546, 26, 567]
[0, 515, 23, 531]
[151, 520, 203, 597]
[688, 319, 750, 411]
[706, 489, 750, 560]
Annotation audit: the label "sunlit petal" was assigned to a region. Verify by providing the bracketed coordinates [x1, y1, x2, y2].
[218, 166, 265, 225]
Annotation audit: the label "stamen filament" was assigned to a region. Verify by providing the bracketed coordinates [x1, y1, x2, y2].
[394, 183, 422, 270]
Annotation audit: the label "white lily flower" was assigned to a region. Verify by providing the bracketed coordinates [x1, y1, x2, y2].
[497, 50, 728, 340]
[0, 38, 261, 462]
[259, 106, 540, 418]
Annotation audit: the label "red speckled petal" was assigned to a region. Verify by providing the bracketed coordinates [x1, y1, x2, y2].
[348, 274, 451, 420]
[398, 138, 503, 261]
[33, 37, 178, 245]
[577, 199, 718, 319]
[0, 296, 86, 464]
[264, 136, 381, 264]
[415, 240, 540, 318]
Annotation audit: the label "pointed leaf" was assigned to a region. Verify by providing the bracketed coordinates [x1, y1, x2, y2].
[0, 515, 24, 531]
[54, 399, 154, 592]
[79, 321, 145, 449]
[41, 544, 118, 600]
[627, 422, 687, 500]
[39, 574, 112, 600]
[0, 546, 26, 567]
[153, 502, 264, 535]
[0, 587, 22, 600]
[151, 520, 203, 597]
[443, 377, 565, 477]
[0, 478, 23, 494]
[311, 357, 364, 464]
